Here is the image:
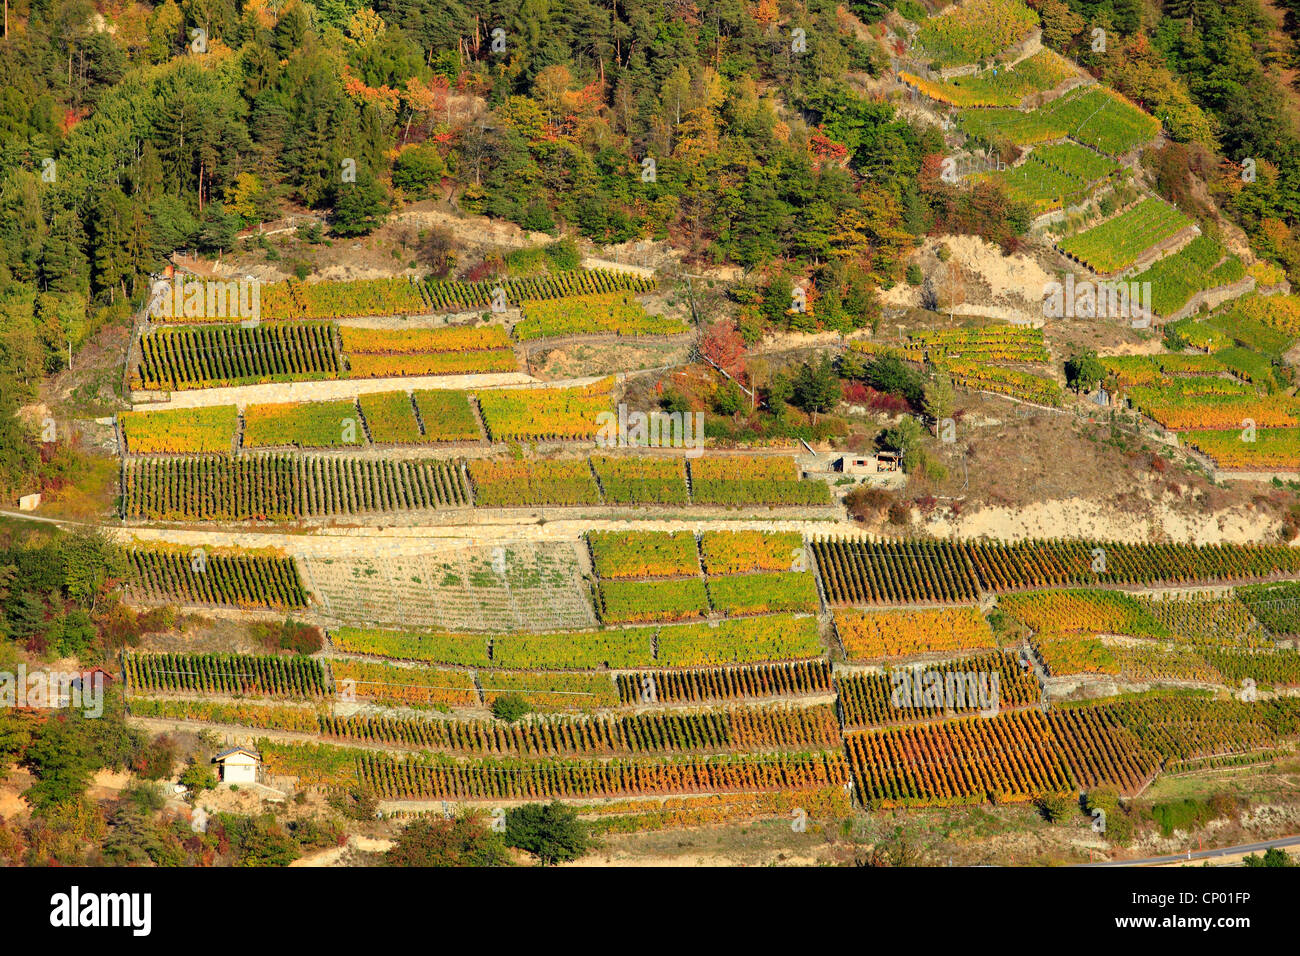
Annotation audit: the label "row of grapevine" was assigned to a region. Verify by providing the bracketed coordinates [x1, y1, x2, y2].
[419, 269, 655, 311]
[126, 547, 307, 610]
[836, 651, 1037, 728]
[123, 652, 327, 698]
[813, 537, 1300, 605]
[317, 702, 841, 757]
[135, 323, 341, 390]
[615, 660, 834, 705]
[121, 454, 470, 520]
[355, 748, 848, 800]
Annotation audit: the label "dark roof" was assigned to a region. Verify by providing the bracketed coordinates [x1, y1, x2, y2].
[214, 746, 260, 761]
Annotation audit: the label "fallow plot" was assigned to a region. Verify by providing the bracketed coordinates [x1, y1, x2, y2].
[305, 541, 597, 633]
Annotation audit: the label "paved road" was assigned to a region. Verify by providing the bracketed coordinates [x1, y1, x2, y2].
[1079, 834, 1300, 867]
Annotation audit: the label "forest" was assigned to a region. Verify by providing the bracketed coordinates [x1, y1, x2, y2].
[0, 0, 1297, 483]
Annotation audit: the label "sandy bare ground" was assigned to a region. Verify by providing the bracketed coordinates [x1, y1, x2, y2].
[926, 495, 1281, 545]
[882, 235, 1056, 314]
[130, 371, 610, 411]
[289, 835, 394, 867]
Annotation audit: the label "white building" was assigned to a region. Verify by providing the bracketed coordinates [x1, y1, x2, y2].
[213, 746, 261, 785]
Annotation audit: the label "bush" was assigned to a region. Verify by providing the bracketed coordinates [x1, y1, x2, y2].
[392, 144, 447, 198]
[543, 239, 582, 271]
[845, 486, 894, 522]
[1244, 847, 1294, 867]
[491, 693, 530, 723]
[253, 619, 324, 655]
[1037, 793, 1074, 823]
[386, 815, 512, 867]
[862, 355, 924, 407]
[906, 264, 923, 286]
[178, 760, 217, 795]
[327, 786, 379, 821]
[1085, 787, 1133, 844]
[134, 735, 178, 781]
[504, 802, 591, 865]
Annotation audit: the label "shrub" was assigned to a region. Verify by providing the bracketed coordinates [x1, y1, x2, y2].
[491, 693, 530, 723]
[385, 815, 512, 867]
[327, 786, 380, 821]
[179, 760, 217, 795]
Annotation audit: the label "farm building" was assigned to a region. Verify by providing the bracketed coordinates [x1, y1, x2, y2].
[213, 747, 261, 785]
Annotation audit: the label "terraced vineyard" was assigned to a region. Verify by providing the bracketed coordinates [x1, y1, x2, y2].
[139, 700, 841, 758]
[689, 456, 832, 506]
[119, 405, 237, 455]
[468, 459, 602, 506]
[616, 661, 834, 705]
[124, 652, 328, 698]
[243, 399, 363, 449]
[476, 379, 613, 442]
[979, 142, 1118, 212]
[420, 270, 655, 312]
[914, 0, 1038, 68]
[1057, 198, 1193, 275]
[904, 325, 1048, 363]
[1125, 383, 1300, 431]
[939, 359, 1063, 406]
[134, 323, 341, 390]
[812, 537, 1300, 604]
[840, 694, 1286, 808]
[959, 86, 1160, 156]
[259, 270, 654, 319]
[591, 455, 689, 504]
[340, 325, 517, 378]
[348, 748, 850, 801]
[1128, 235, 1245, 317]
[834, 606, 997, 661]
[902, 49, 1075, 108]
[836, 651, 1038, 729]
[1182, 427, 1300, 470]
[116, 538, 1300, 815]
[514, 292, 690, 340]
[121, 454, 471, 520]
[126, 546, 308, 610]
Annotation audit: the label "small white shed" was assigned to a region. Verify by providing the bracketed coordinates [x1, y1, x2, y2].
[213, 746, 261, 784]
